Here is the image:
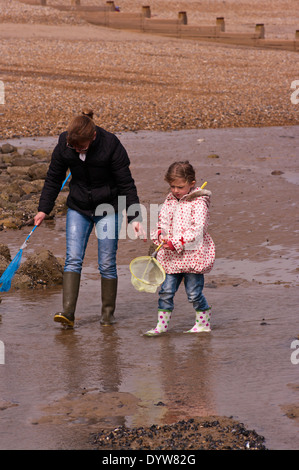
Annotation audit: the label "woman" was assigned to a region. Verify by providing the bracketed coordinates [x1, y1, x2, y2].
[34, 110, 144, 328]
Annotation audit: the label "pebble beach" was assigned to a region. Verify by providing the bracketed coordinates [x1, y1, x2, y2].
[0, 0, 299, 139]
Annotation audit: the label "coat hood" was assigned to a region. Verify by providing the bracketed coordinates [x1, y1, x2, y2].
[166, 185, 212, 202]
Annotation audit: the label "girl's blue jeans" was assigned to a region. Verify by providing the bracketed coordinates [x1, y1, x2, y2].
[64, 208, 122, 279]
[158, 273, 210, 312]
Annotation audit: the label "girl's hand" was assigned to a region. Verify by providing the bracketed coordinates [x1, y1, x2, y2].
[163, 242, 172, 250]
[158, 232, 168, 244]
[159, 237, 172, 250]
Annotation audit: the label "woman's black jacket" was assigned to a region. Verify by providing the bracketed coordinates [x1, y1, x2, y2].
[38, 126, 141, 223]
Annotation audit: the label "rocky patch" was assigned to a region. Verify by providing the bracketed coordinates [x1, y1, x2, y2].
[91, 417, 267, 450]
[0, 143, 68, 229]
[0, 245, 63, 290]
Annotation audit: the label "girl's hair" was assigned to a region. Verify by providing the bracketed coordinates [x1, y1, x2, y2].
[67, 109, 96, 146]
[165, 161, 196, 184]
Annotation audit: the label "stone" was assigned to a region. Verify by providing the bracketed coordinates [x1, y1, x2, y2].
[11, 155, 37, 167]
[18, 249, 63, 288]
[6, 166, 30, 178]
[0, 218, 19, 229]
[33, 149, 49, 159]
[20, 179, 44, 195]
[1, 144, 16, 154]
[27, 163, 48, 180]
[0, 244, 11, 262]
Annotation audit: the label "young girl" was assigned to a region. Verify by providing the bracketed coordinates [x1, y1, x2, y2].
[145, 161, 215, 336]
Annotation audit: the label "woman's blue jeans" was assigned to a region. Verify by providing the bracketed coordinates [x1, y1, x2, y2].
[158, 273, 210, 312]
[64, 208, 122, 279]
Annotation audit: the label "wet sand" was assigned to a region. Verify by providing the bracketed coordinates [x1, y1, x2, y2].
[0, 126, 298, 450]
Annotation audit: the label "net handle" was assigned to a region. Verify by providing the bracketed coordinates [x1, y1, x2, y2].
[151, 242, 164, 258]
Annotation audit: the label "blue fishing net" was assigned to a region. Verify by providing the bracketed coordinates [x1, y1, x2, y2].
[0, 174, 71, 293]
[0, 249, 23, 292]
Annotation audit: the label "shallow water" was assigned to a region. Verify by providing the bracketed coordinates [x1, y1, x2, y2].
[0, 127, 298, 450]
[0, 224, 298, 450]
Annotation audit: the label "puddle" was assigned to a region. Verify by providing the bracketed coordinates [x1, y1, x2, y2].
[212, 250, 299, 286]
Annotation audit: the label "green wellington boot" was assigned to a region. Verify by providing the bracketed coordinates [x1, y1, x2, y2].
[100, 277, 118, 325]
[54, 272, 81, 328]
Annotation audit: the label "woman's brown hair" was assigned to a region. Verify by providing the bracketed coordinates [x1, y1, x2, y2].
[67, 109, 96, 147]
[164, 161, 196, 184]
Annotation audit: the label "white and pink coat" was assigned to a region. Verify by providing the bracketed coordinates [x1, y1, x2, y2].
[151, 186, 216, 274]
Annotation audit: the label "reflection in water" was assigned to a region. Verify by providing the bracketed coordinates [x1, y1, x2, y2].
[0, 267, 298, 449]
[54, 329, 86, 392]
[159, 335, 215, 423]
[53, 326, 122, 394]
[52, 324, 127, 432]
[97, 328, 122, 393]
[123, 331, 216, 428]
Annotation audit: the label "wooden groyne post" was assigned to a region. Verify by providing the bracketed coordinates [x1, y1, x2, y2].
[106, 1, 116, 11]
[142, 6, 151, 18]
[178, 11, 187, 25]
[255, 24, 265, 39]
[216, 17, 225, 32]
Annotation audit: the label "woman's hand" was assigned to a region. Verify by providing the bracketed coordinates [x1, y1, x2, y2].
[131, 221, 147, 240]
[34, 211, 47, 227]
